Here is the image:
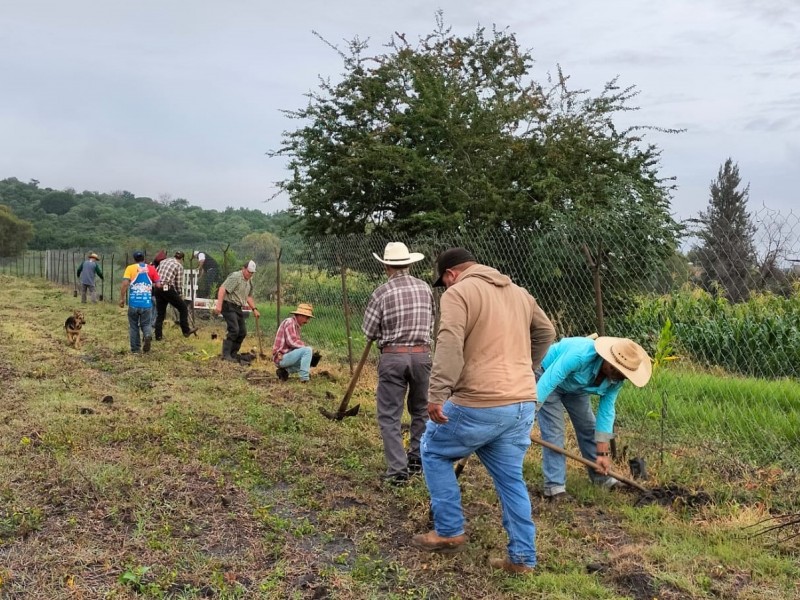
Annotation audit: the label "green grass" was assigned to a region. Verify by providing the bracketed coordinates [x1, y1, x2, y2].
[1, 274, 799, 598]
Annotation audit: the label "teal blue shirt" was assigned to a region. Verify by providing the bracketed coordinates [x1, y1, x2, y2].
[537, 337, 623, 439]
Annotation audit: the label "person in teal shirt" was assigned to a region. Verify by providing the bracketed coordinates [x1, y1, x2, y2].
[536, 336, 652, 501]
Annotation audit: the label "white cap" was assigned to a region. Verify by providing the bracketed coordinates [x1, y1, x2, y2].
[246, 260, 257, 273]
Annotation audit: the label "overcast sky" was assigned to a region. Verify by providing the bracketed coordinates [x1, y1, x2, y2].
[1, 0, 798, 221]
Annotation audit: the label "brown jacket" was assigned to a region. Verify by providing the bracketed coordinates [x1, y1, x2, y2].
[429, 264, 555, 407]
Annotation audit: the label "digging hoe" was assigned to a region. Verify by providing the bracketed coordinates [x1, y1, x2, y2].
[254, 314, 268, 361]
[319, 339, 373, 421]
[530, 435, 649, 493]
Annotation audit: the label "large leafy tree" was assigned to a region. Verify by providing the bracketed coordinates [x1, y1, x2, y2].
[0, 205, 33, 257]
[273, 15, 678, 238]
[691, 158, 757, 302]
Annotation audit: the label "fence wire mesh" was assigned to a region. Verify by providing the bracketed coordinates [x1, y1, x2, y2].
[2, 207, 798, 483]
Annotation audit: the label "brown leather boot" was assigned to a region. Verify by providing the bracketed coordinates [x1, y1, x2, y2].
[411, 531, 467, 552]
[489, 557, 536, 575]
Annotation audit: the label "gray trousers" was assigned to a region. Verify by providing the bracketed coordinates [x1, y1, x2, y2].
[80, 284, 97, 303]
[376, 352, 431, 477]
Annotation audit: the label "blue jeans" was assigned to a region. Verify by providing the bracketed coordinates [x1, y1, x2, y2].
[537, 388, 614, 495]
[279, 347, 313, 381]
[421, 401, 537, 567]
[128, 306, 153, 352]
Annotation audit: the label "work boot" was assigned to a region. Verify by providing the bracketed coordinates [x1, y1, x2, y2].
[407, 455, 423, 476]
[143, 337, 152, 353]
[411, 531, 467, 552]
[545, 491, 573, 504]
[222, 340, 237, 362]
[489, 557, 536, 575]
[183, 328, 198, 338]
[383, 472, 409, 487]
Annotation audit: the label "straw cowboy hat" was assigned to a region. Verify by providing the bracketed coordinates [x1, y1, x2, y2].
[88, 252, 99, 260]
[291, 303, 314, 318]
[372, 242, 425, 266]
[594, 337, 652, 387]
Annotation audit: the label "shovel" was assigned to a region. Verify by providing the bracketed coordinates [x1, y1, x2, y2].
[254, 314, 268, 360]
[319, 339, 373, 420]
[531, 435, 649, 493]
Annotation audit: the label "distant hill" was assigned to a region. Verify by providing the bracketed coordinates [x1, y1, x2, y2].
[0, 177, 300, 250]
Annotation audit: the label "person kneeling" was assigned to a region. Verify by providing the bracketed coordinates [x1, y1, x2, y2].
[272, 303, 315, 383]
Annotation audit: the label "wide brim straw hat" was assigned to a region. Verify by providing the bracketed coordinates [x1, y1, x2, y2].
[594, 337, 653, 387]
[372, 242, 425, 266]
[291, 303, 314, 318]
[88, 253, 99, 260]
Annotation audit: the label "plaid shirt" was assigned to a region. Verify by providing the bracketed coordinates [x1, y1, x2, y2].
[362, 271, 434, 348]
[156, 257, 184, 293]
[272, 316, 304, 364]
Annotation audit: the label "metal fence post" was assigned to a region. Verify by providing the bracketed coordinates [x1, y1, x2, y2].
[341, 260, 354, 374]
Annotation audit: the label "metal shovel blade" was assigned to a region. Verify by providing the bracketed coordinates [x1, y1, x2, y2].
[319, 403, 361, 421]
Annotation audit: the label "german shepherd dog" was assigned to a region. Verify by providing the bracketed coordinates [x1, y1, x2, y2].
[65, 310, 85, 349]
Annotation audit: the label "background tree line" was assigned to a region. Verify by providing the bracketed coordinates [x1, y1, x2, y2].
[0, 177, 300, 253]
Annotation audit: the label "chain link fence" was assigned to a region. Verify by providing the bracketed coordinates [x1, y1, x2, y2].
[2, 207, 799, 484]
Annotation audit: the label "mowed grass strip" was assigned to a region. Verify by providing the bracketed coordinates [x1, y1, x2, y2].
[0, 274, 798, 599]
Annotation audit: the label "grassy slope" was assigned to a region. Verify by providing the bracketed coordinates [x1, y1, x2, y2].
[0, 275, 798, 599]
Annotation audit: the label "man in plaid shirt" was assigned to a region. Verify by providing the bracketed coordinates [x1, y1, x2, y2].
[272, 303, 315, 382]
[363, 242, 434, 486]
[153, 251, 197, 340]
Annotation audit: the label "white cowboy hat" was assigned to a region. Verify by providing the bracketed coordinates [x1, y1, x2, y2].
[372, 242, 425, 266]
[594, 337, 653, 387]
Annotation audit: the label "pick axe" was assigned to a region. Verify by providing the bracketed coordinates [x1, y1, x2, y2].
[319, 339, 373, 421]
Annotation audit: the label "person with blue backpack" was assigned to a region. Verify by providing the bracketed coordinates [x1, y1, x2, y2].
[119, 250, 162, 353]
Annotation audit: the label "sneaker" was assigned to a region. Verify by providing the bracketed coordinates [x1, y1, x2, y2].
[489, 557, 536, 575]
[598, 477, 620, 489]
[276, 368, 289, 382]
[407, 456, 423, 475]
[143, 337, 152, 353]
[411, 531, 468, 552]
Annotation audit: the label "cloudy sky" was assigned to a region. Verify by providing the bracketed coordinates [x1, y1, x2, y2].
[1, 0, 798, 220]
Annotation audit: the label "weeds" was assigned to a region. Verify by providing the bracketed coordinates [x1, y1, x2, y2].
[1, 274, 799, 598]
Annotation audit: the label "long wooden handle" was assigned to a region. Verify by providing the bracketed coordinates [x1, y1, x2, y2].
[338, 340, 374, 413]
[254, 314, 264, 355]
[530, 435, 649, 493]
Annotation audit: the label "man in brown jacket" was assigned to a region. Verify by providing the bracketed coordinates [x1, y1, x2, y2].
[411, 247, 556, 575]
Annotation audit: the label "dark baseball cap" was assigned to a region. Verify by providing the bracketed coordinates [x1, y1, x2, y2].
[433, 247, 477, 287]
[133, 250, 145, 262]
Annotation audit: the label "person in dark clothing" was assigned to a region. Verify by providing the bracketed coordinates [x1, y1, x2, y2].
[153, 251, 197, 340]
[193, 250, 220, 298]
